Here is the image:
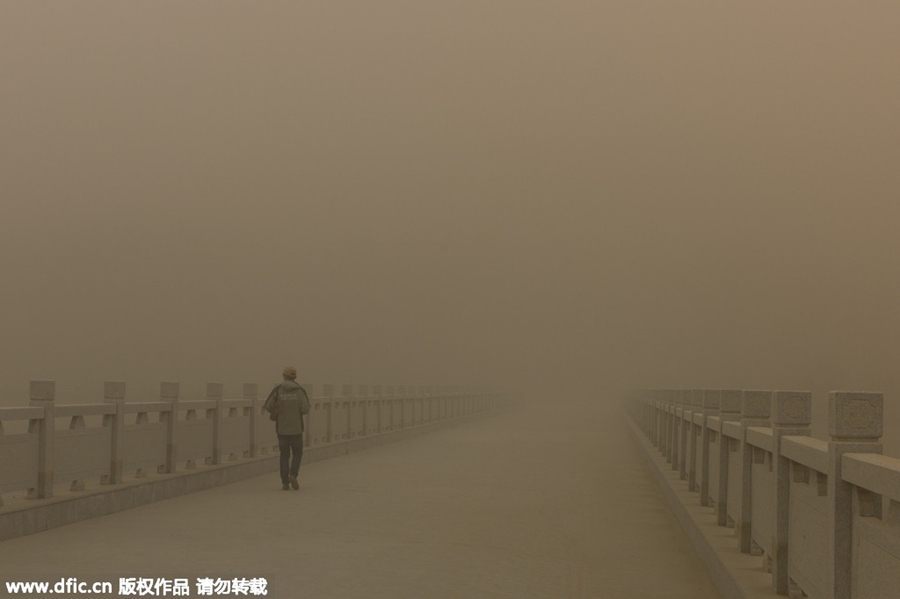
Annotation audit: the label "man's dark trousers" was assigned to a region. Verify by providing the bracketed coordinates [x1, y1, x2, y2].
[278, 434, 303, 483]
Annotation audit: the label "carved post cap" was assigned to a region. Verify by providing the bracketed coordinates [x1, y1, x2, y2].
[242, 383, 257, 399]
[720, 390, 742, 413]
[205, 382, 223, 399]
[29, 380, 56, 402]
[103, 381, 126, 401]
[703, 390, 721, 410]
[160, 382, 180, 399]
[828, 392, 883, 440]
[772, 391, 812, 426]
[741, 390, 772, 420]
[691, 389, 703, 407]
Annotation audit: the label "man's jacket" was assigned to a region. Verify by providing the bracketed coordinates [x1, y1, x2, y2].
[264, 380, 311, 435]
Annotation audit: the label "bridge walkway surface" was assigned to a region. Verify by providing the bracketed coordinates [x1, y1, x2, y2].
[0, 401, 720, 599]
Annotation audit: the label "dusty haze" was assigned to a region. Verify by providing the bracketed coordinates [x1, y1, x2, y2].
[2, 2, 900, 452]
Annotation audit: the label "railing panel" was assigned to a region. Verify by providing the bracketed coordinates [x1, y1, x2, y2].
[123, 417, 167, 475]
[726, 436, 742, 527]
[788, 471, 829, 599]
[0, 433, 38, 494]
[414, 398, 423, 425]
[365, 399, 379, 435]
[332, 399, 349, 442]
[852, 506, 900, 599]
[308, 399, 328, 446]
[403, 397, 414, 427]
[55, 425, 110, 487]
[176, 414, 213, 466]
[750, 447, 774, 555]
[349, 400, 365, 438]
[380, 399, 392, 431]
[708, 429, 721, 506]
[220, 405, 251, 460]
[392, 398, 403, 430]
[254, 402, 278, 454]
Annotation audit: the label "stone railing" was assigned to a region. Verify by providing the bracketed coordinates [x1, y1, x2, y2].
[626, 389, 900, 599]
[0, 380, 508, 506]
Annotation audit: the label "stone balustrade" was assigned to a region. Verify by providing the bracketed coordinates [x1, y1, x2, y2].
[626, 389, 899, 599]
[0, 380, 508, 508]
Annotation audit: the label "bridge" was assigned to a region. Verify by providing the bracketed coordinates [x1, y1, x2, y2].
[1, 382, 897, 598]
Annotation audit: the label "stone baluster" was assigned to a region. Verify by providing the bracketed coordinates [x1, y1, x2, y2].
[372, 384, 383, 434]
[161, 382, 180, 472]
[687, 389, 702, 487]
[243, 383, 257, 458]
[737, 390, 772, 553]
[207, 382, 223, 465]
[300, 383, 313, 448]
[716, 389, 742, 527]
[28, 380, 56, 499]
[699, 389, 721, 507]
[323, 384, 334, 443]
[827, 392, 883, 599]
[358, 384, 369, 437]
[769, 390, 812, 594]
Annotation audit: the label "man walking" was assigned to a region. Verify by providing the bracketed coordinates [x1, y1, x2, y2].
[264, 366, 310, 490]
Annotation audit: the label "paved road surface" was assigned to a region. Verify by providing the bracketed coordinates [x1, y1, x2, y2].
[0, 400, 720, 598]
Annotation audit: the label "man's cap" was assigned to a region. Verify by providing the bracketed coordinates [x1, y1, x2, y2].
[283, 366, 297, 379]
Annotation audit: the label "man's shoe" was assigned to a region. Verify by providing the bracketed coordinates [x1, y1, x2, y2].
[282, 483, 290, 491]
[289, 476, 299, 490]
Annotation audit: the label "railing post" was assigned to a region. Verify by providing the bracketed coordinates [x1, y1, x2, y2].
[671, 390, 682, 471]
[243, 383, 258, 458]
[687, 389, 702, 488]
[700, 389, 720, 506]
[651, 390, 662, 448]
[161, 382, 180, 473]
[827, 392, 883, 599]
[716, 389, 742, 526]
[301, 383, 314, 448]
[358, 384, 369, 437]
[373, 385, 383, 434]
[398, 385, 407, 428]
[28, 380, 56, 499]
[323, 384, 334, 442]
[342, 384, 353, 440]
[661, 390, 673, 460]
[737, 390, 772, 553]
[103, 381, 126, 485]
[207, 382, 223, 465]
[770, 390, 812, 595]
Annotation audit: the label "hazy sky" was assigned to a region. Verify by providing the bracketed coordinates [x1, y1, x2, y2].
[3, 2, 900, 421]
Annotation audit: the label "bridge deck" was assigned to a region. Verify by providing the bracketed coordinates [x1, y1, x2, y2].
[0, 402, 720, 598]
